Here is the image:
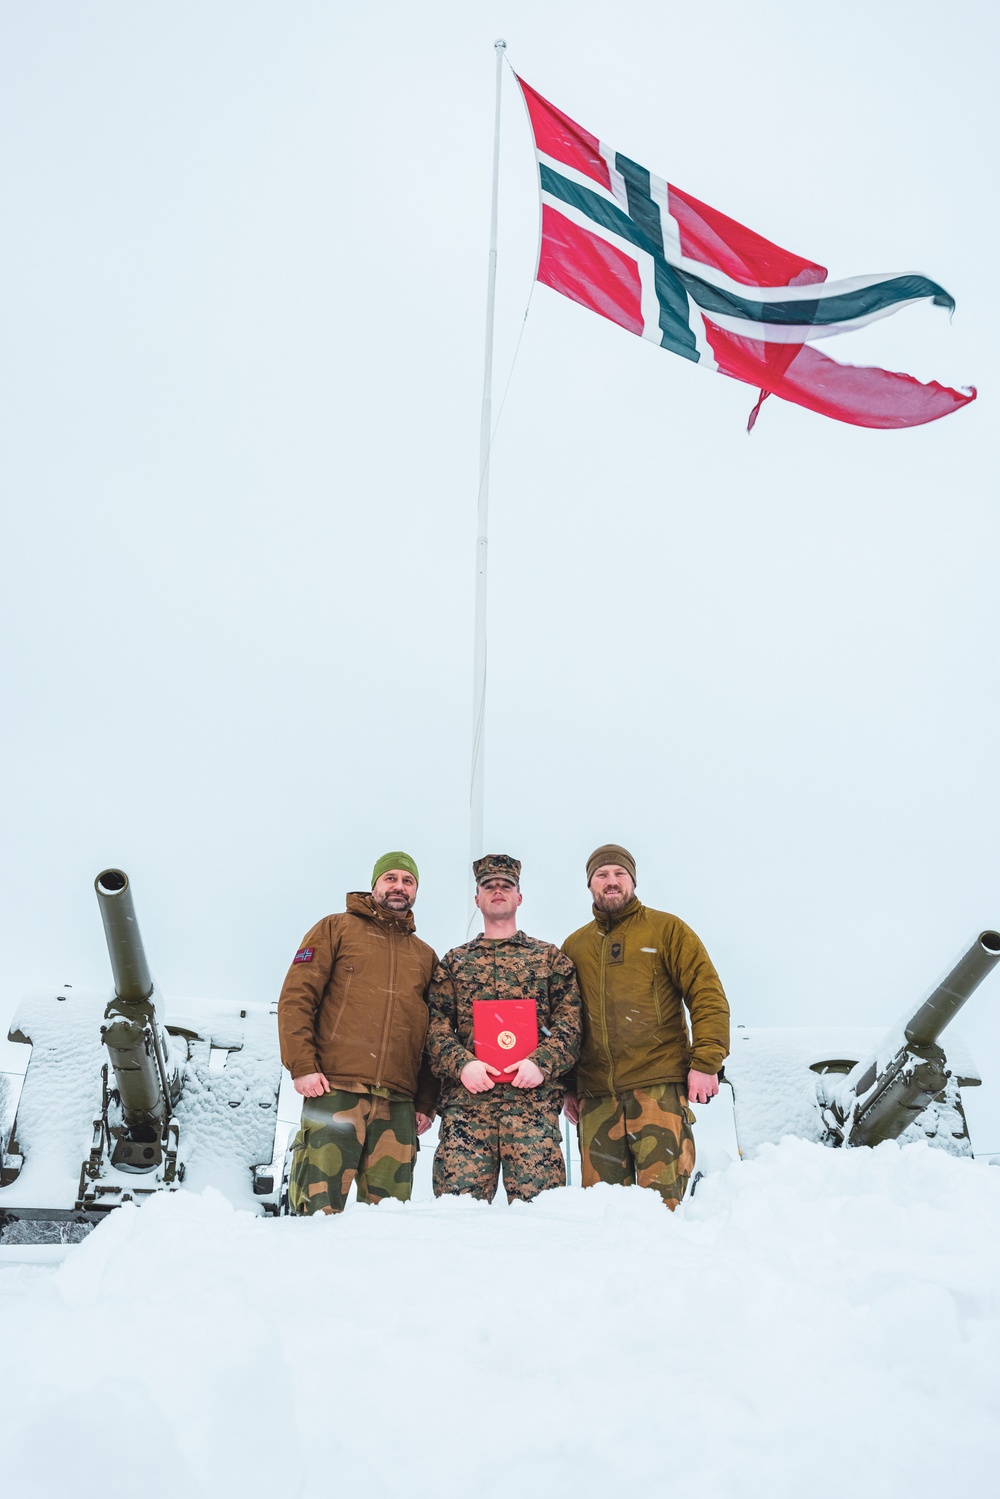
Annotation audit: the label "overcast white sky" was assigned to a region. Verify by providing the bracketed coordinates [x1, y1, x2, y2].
[2, 3, 997, 1147]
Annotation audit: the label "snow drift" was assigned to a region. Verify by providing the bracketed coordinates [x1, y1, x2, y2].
[2, 1138, 998, 1498]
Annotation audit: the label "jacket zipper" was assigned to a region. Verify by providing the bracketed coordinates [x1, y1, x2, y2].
[599, 929, 616, 1094]
[375, 923, 397, 1086]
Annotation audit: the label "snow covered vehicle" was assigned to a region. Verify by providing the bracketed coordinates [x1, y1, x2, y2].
[0, 869, 284, 1237]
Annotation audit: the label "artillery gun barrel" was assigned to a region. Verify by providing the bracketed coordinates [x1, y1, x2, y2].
[841, 929, 1000, 1149]
[94, 869, 178, 1170]
[904, 930, 1000, 1046]
[102, 1018, 167, 1122]
[95, 868, 153, 1002]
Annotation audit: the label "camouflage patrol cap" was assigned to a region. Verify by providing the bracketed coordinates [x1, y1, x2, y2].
[473, 853, 521, 888]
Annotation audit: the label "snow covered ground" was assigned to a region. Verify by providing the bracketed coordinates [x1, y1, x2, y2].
[2, 1139, 998, 1499]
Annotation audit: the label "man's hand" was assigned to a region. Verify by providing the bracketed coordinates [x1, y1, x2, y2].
[562, 1092, 580, 1125]
[687, 1069, 719, 1105]
[294, 1071, 330, 1098]
[505, 1058, 544, 1089]
[415, 1112, 434, 1136]
[460, 1059, 501, 1094]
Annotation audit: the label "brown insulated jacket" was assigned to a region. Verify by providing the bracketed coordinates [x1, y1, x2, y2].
[278, 892, 438, 1107]
[563, 898, 729, 1097]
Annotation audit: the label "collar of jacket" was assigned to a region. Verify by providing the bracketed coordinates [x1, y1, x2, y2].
[592, 896, 642, 934]
[470, 929, 529, 947]
[346, 890, 416, 934]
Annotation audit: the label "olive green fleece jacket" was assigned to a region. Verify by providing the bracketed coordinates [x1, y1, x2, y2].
[562, 898, 729, 1097]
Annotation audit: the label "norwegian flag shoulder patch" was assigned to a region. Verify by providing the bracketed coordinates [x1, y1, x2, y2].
[293, 947, 315, 964]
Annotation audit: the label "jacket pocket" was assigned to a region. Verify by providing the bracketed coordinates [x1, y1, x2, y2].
[651, 975, 663, 1027]
[320, 965, 354, 1046]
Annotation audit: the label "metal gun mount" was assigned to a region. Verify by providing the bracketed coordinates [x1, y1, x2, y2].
[822, 930, 1000, 1149]
[1, 870, 283, 1235]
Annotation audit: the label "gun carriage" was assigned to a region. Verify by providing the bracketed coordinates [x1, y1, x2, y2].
[1, 870, 283, 1235]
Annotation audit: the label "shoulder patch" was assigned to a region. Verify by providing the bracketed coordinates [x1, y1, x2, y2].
[294, 947, 315, 964]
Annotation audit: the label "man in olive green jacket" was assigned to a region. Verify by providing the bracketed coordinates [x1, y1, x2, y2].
[562, 843, 729, 1208]
[278, 851, 438, 1215]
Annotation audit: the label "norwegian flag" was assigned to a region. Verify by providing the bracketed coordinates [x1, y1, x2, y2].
[516, 76, 975, 430]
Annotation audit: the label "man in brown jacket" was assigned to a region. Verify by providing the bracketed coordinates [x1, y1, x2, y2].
[278, 851, 438, 1215]
[562, 843, 730, 1208]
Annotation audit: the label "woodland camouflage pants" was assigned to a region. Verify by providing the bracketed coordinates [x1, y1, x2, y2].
[578, 1083, 696, 1209]
[288, 1088, 417, 1215]
[432, 1100, 566, 1204]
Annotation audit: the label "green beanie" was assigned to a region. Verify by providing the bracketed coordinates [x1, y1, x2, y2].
[371, 851, 419, 888]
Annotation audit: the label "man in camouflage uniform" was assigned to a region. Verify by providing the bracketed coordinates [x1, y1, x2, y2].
[426, 854, 581, 1204]
[278, 851, 438, 1215]
[563, 843, 730, 1209]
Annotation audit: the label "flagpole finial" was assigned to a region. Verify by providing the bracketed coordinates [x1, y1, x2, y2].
[494, 38, 507, 49]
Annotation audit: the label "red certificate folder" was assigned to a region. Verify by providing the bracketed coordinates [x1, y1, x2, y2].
[472, 999, 539, 1076]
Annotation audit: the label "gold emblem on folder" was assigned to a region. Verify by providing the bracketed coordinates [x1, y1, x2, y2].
[497, 1030, 516, 1050]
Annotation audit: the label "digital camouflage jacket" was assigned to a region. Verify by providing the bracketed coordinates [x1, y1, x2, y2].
[563, 898, 730, 1097]
[278, 892, 438, 1110]
[426, 931, 582, 1111]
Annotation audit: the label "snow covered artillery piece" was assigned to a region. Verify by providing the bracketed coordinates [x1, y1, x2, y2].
[722, 930, 1000, 1160]
[820, 930, 1000, 1149]
[92, 869, 182, 1176]
[0, 869, 285, 1236]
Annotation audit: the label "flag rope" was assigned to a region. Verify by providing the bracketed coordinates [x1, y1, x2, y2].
[488, 287, 533, 451]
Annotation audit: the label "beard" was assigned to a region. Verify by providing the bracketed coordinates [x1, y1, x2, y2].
[593, 885, 632, 913]
[374, 889, 414, 913]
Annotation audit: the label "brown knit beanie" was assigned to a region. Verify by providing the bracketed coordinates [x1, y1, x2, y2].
[586, 844, 637, 886]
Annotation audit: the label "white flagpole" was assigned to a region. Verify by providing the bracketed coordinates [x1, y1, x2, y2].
[468, 38, 506, 923]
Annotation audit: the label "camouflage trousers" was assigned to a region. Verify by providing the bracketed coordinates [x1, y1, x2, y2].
[432, 1097, 566, 1204]
[288, 1088, 417, 1215]
[578, 1083, 695, 1210]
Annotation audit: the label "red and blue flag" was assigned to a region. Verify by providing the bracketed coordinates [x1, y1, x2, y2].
[516, 76, 975, 430]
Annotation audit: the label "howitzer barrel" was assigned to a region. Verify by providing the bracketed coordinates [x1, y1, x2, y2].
[838, 929, 1000, 1149]
[94, 868, 178, 1171]
[95, 869, 153, 1002]
[904, 930, 1000, 1046]
[102, 1017, 166, 1123]
[846, 1044, 951, 1148]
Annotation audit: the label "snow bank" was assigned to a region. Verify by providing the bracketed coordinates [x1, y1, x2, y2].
[2, 1139, 998, 1498]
